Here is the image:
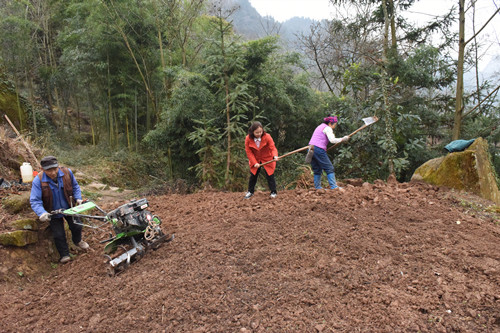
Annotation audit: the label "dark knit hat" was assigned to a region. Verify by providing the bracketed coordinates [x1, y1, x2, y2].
[40, 156, 59, 170]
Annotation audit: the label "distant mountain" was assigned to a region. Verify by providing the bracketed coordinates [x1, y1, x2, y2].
[225, 0, 500, 90]
[228, 0, 269, 39]
[280, 17, 317, 42]
[228, 0, 317, 45]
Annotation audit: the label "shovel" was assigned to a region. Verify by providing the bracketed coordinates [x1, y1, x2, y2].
[326, 116, 378, 152]
[260, 145, 313, 167]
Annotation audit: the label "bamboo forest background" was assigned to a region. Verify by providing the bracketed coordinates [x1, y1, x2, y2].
[1, 0, 499, 191]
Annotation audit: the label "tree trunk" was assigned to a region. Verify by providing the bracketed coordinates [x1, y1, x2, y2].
[225, 72, 231, 187]
[91, 120, 96, 146]
[219, 19, 232, 188]
[388, 0, 397, 51]
[26, 74, 36, 138]
[14, 82, 24, 132]
[452, 0, 465, 140]
[146, 92, 151, 131]
[154, 0, 168, 94]
[126, 116, 131, 150]
[73, 93, 81, 135]
[471, 2, 481, 115]
[107, 54, 114, 145]
[135, 90, 138, 153]
[381, 0, 395, 177]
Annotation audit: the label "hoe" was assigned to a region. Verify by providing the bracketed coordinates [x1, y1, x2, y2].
[51, 198, 174, 276]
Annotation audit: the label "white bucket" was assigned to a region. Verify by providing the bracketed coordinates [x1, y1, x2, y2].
[20, 162, 34, 183]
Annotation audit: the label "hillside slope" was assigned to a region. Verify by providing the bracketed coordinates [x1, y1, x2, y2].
[1, 182, 499, 332]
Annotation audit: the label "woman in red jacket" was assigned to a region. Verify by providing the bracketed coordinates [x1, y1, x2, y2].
[244, 122, 278, 199]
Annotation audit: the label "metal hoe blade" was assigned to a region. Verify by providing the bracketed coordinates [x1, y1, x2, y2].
[326, 115, 378, 152]
[362, 116, 377, 126]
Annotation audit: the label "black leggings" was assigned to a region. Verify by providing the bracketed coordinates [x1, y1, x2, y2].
[247, 167, 277, 194]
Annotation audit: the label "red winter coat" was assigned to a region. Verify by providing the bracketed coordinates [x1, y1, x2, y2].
[245, 133, 278, 175]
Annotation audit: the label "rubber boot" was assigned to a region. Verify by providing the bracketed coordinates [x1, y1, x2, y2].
[327, 173, 338, 189]
[314, 174, 323, 189]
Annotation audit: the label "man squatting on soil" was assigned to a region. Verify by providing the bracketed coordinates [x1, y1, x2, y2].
[244, 122, 279, 199]
[30, 156, 89, 264]
[309, 116, 349, 189]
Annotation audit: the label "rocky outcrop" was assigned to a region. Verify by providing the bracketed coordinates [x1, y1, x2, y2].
[2, 192, 31, 214]
[8, 218, 39, 231]
[1, 191, 40, 246]
[0, 230, 38, 247]
[0, 217, 40, 246]
[411, 137, 500, 204]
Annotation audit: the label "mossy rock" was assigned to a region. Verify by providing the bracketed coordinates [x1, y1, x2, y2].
[2, 192, 31, 214]
[0, 230, 38, 247]
[412, 137, 500, 204]
[8, 218, 40, 231]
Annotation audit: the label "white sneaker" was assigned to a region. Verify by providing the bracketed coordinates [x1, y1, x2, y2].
[270, 192, 277, 198]
[60, 256, 70, 264]
[76, 241, 89, 250]
[244, 192, 254, 199]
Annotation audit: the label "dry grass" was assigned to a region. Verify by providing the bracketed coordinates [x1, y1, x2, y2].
[0, 124, 39, 179]
[285, 165, 314, 189]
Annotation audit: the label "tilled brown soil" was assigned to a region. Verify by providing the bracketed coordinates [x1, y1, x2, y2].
[1, 181, 499, 332]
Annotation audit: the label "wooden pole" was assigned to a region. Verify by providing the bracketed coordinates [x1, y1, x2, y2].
[260, 145, 311, 167]
[4, 114, 39, 165]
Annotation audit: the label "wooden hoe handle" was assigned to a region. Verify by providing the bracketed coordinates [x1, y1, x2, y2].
[327, 116, 379, 152]
[260, 145, 311, 167]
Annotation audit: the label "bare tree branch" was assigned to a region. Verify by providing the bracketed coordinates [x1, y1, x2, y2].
[462, 84, 500, 118]
[465, 7, 500, 46]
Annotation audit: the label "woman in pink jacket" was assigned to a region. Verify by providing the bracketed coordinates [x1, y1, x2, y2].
[244, 122, 278, 199]
[308, 116, 349, 189]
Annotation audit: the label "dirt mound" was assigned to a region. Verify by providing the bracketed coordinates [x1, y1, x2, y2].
[0, 181, 499, 332]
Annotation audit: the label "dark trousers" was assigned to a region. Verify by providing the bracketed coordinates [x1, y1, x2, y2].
[49, 216, 82, 258]
[248, 167, 277, 194]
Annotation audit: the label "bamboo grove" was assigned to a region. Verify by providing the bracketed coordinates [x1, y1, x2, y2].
[1, 0, 499, 190]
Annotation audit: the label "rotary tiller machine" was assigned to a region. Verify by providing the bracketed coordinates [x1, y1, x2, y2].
[52, 198, 174, 276]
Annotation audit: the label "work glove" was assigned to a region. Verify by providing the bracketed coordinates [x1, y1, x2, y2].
[76, 199, 83, 206]
[39, 212, 52, 222]
[342, 136, 350, 142]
